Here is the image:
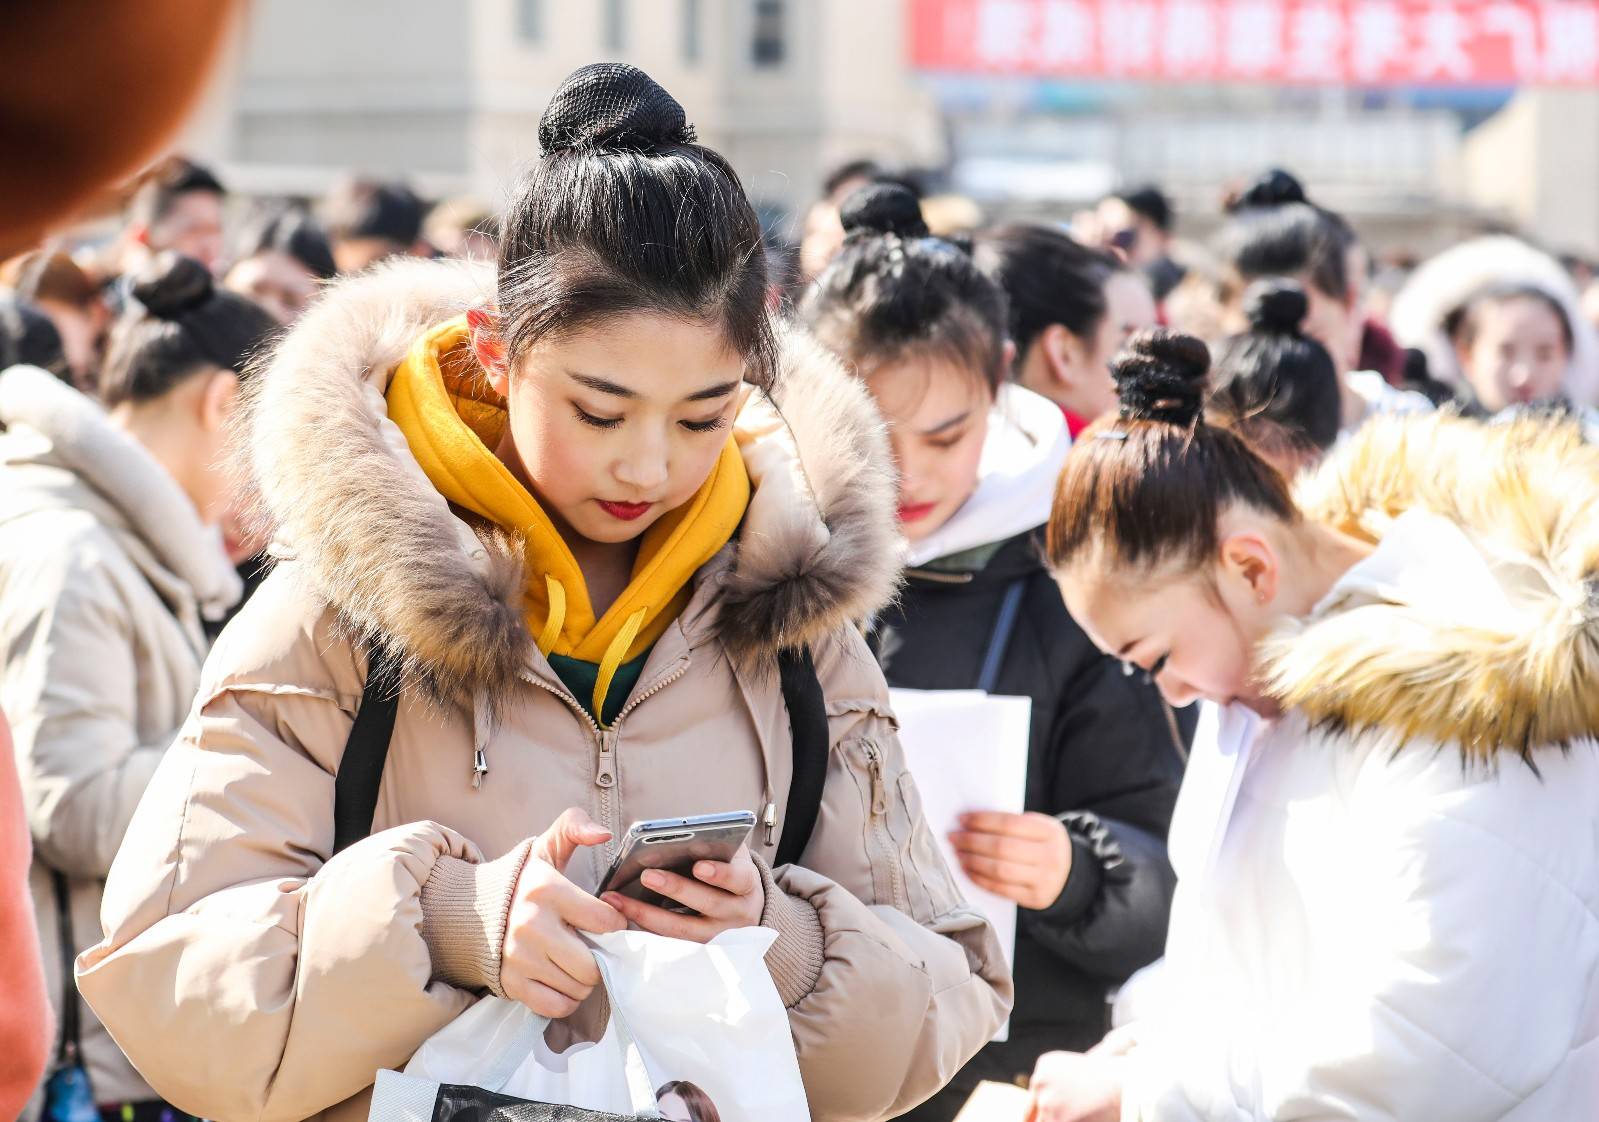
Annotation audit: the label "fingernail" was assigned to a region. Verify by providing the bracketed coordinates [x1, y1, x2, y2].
[643, 871, 665, 889]
[695, 862, 714, 879]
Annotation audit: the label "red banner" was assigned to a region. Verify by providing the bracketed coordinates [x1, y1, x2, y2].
[908, 0, 1599, 85]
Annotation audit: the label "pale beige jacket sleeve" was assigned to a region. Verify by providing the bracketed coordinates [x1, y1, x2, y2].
[75, 594, 482, 1122]
[760, 627, 1015, 1122]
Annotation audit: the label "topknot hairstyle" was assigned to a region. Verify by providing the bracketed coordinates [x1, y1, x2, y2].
[495, 63, 775, 387]
[1047, 326, 1299, 574]
[802, 183, 1009, 394]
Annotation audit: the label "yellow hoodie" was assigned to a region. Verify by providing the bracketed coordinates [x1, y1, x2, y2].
[386, 317, 750, 724]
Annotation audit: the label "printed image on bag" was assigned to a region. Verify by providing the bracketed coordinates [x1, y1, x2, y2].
[371, 927, 808, 1122]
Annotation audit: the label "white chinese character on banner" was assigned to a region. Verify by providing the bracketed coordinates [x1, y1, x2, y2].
[1542, 2, 1599, 82]
[1223, 0, 1285, 76]
[1481, 2, 1541, 80]
[1040, 0, 1096, 67]
[1164, 0, 1220, 74]
[1349, 0, 1408, 81]
[1287, 0, 1346, 80]
[1413, 2, 1473, 79]
[1101, 0, 1158, 73]
[977, 0, 1034, 67]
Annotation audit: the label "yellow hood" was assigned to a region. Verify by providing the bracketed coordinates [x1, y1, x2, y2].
[385, 317, 749, 718]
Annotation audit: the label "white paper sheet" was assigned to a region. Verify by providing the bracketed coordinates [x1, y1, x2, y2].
[888, 688, 1032, 1042]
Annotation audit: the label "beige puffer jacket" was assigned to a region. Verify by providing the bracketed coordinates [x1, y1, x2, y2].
[0, 365, 241, 1112]
[77, 260, 1012, 1122]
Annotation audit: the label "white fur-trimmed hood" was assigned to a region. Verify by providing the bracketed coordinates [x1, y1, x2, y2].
[237, 258, 900, 706]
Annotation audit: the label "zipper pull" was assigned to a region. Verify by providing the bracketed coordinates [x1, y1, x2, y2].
[865, 742, 888, 816]
[594, 729, 617, 788]
[471, 747, 488, 789]
[762, 801, 777, 847]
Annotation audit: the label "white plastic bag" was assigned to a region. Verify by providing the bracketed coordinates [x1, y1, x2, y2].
[380, 926, 809, 1122]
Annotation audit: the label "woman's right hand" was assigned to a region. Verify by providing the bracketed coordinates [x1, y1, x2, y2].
[501, 808, 625, 1019]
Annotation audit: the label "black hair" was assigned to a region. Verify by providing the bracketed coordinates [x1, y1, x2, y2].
[971, 223, 1121, 362]
[1115, 185, 1174, 233]
[130, 157, 225, 227]
[1210, 280, 1342, 456]
[0, 296, 67, 380]
[1215, 168, 1354, 304]
[100, 253, 278, 407]
[323, 177, 427, 248]
[238, 208, 338, 280]
[1048, 328, 1298, 574]
[495, 63, 776, 387]
[1450, 282, 1575, 355]
[801, 183, 1008, 394]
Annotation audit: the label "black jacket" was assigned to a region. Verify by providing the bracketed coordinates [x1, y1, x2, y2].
[871, 528, 1190, 1087]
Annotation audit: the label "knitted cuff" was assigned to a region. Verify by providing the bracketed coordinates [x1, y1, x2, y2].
[419, 838, 534, 997]
[754, 855, 825, 1008]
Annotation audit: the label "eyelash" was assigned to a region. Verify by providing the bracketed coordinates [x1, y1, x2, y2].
[927, 431, 966, 450]
[1122, 652, 1170, 683]
[572, 407, 728, 434]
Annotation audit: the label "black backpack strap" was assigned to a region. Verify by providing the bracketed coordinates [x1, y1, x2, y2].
[332, 641, 403, 856]
[50, 868, 81, 1070]
[774, 645, 829, 869]
[975, 577, 1028, 694]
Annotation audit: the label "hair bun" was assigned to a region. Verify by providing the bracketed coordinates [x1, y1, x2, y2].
[1113, 328, 1211, 426]
[538, 63, 696, 155]
[130, 252, 214, 319]
[1244, 279, 1310, 335]
[839, 183, 929, 240]
[1229, 167, 1308, 213]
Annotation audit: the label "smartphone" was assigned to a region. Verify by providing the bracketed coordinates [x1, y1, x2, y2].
[598, 811, 757, 913]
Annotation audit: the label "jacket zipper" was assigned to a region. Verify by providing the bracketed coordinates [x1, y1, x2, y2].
[862, 740, 907, 910]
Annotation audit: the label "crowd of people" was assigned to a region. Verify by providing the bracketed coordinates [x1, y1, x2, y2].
[1, 59, 1596, 1122]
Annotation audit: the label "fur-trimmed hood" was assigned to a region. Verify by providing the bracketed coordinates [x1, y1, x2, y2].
[238, 257, 899, 706]
[1260, 412, 1599, 760]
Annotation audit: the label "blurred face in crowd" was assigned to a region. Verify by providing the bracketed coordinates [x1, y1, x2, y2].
[109, 364, 241, 524]
[144, 189, 225, 273]
[1225, 270, 1360, 377]
[472, 310, 744, 547]
[865, 354, 993, 544]
[1095, 196, 1163, 269]
[1456, 294, 1571, 411]
[1021, 270, 1153, 424]
[33, 296, 105, 392]
[225, 250, 320, 325]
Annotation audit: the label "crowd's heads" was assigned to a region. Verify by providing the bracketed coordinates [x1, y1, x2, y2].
[0, 249, 108, 391]
[972, 222, 1153, 423]
[1209, 279, 1342, 475]
[102, 252, 277, 408]
[0, 296, 67, 379]
[323, 177, 429, 274]
[1096, 184, 1174, 267]
[798, 158, 921, 283]
[128, 157, 227, 274]
[224, 208, 336, 325]
[1214, 168, 1363, 376]
[1448, 283, 1575, 413]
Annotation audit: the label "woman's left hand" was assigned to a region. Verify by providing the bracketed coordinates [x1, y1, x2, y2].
[949, 811, 1074, 910]
[602, 844, 766, 942]
[1024, 1051, 1125, 1122]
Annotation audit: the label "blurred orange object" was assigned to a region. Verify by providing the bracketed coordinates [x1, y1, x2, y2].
[0, 0, 242, 256]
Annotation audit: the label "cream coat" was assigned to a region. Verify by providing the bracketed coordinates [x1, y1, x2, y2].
[1121, 414, 1599, 1120]
[0, 364, 240, 1109]
[76, 261, 1012, 1122]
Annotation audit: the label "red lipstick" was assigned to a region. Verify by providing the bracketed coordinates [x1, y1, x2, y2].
[897, 501, 938, 524]
[598, 500, 653, 522]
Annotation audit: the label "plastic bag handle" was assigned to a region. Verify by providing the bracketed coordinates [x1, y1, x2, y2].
[475, 945, 659, 1118]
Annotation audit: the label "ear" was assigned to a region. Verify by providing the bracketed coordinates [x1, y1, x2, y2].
[1043, 323, 1092, 389]
[198, 369, 240, 432]
[130, 223, 152, 249]
[467, 306, 511, 395]
[1001, 338, 1017, 374]
[1219, 531, 1279, 606]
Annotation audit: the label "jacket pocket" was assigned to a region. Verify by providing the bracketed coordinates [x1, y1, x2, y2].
[842, 737, 909, 913]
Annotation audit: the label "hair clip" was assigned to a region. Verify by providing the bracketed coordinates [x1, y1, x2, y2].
[1095, 430, 1130, 441]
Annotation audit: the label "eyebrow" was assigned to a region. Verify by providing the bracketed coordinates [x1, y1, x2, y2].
[921, 410, 972, 436]
[1116, 639, 1140, 657]
[567, 371, 739, 404]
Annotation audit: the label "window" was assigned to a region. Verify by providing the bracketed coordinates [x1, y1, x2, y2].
[752, 0, 785, 67]
[683, 0, 701, 64]
[604, 0, 627, 52]
[516, 0, 540, 42]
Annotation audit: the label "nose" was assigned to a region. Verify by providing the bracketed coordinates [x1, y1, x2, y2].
[613, 426, 670, 493]
[1156, 670, 1200, 710]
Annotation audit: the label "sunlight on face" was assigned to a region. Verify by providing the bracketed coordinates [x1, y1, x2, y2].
[500, 312, 745, 546]
[1460, 295, 1570, 411]
[864, 354, 992, 543]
